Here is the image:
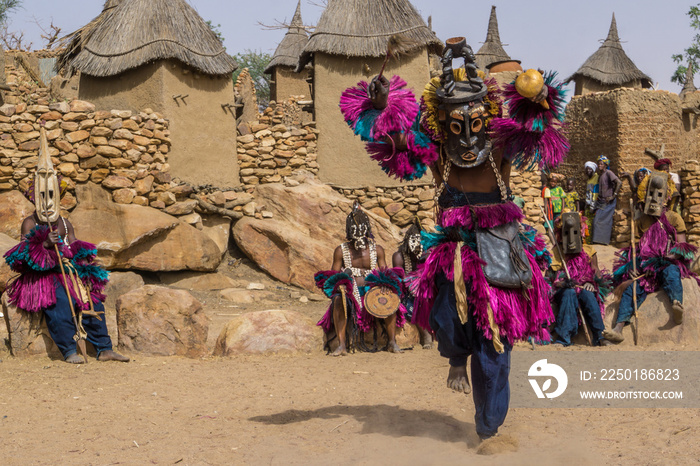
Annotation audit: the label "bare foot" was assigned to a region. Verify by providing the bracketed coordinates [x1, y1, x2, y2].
[65, 353, 85, 364]
[672, 300, 684, 325]
[602, 329, 624, 343]
[419, 328, 433, 349]
[447, 365, 471, 395]
[97, 350, 130, 362]
[331, 344, 347, 357]
[387, 340, 403, 353]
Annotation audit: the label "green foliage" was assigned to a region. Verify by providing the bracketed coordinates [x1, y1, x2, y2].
[205, 20, 224, 45]
[0, 0, 20, 24]
[672, 5, 700, 85]
[232, 50, 273, 107]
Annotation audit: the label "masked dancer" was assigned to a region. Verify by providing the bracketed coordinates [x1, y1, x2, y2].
[392, 220, 433, 348]
[315, 202, 406, 355]
[604, 171, 699, 343]
[339, 36, 568, 440]
[547, 213, 612, 346]
[4, 129, 129, 364]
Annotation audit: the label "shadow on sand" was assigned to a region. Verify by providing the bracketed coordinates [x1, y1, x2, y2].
[249, 404, 479, 448]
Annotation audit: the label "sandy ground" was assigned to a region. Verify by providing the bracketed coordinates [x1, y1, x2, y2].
[1, 246, 699, 465]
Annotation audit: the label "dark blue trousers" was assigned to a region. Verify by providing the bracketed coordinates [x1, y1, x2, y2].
[429, 274, 511, 440]
[43, 282, 113, 359]
[554, 288, 605, 345]
[617, 264, 683, 324]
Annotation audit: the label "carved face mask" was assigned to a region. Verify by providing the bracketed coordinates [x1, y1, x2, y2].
[436, 37, 491, 168]
[34, 128, 60, 224]
[349, 223, 369, 249]
[346, 205, 372, 250]
[644, 173, 667, 217]
[442, 101, 492, 168]
[561, 212, 582, 255]
[408, 233, 422, 257]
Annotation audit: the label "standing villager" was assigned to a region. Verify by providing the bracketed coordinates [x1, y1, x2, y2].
[339, 36, 568, 440]
[315, 203, 406, 355]
[562, 177, 580, 213]
[604, 172, 699, 343]
[583, 161, 599, 243]
[3, 129, 129, 364]
[547, 213, 612, 346]
[620, 167, 650, 198]
[392, 221, 433, 348]
[548, 175, 566, 220]
[592, 155, 621, 245]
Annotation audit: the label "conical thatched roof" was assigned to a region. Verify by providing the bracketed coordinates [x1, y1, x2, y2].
[264, 1, 308, 74]
[565, 14, 651, 87]
[297, 0, 442, 71]
[475, 6, 512, 71]
[56, 0, 237, 77]
[680, 63, 697, 100]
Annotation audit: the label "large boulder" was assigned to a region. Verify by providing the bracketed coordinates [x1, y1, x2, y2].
[0, 191, 34, 240]
[2, 294, 61, 358]
[70, 183, 221, 272]
[600, 278, 700, 347]
[103, 271, 145, 343]
[232, 176, 402, 292]
[117, 285, 209, 358]
[0, 232, 18, 292]
[213, 309, 321, 355]
[201, 215, 231, 257]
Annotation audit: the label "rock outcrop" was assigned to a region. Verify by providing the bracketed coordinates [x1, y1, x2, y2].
[71, 183, 221, 272]
[0, 191, 34, 240]
[232, 176, 402, 292]
[599, 278, 700, 347]
[213, 309, 320, 355]
[2, 294, 61, 358]
[117, 285, 209, 358]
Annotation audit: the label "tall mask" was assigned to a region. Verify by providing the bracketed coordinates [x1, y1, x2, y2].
[560, 212, 582, 255]
[346, 202, 372, 250]
[643, 172, 668, 217]
[34, 128, 60, 224]
[436, 37, 491, 168]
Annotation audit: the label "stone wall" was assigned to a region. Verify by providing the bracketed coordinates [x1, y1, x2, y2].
[560, 88, 700, 246]
[0, 99, 174, 209]
[236, 100, 319, 190]
[681, 160, 700, 245]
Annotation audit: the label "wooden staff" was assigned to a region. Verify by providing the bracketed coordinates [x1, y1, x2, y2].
[47, 215, 88, 363]
[629, 199, 640, 346]
[539, 205, 593, 346]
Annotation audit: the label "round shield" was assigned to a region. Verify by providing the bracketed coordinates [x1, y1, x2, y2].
[364, 286, 400, 318]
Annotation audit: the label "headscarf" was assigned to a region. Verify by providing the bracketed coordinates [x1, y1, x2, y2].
[584, 161, 597, 172]
[635, 167, 650, 179]
[597, 155, 610, 167]
[653, 158, 672, 170]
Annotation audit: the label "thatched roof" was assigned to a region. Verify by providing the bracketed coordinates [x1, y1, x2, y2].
[565, 14, 651, 87]
[680, 63, 697, 100]
[56, 0, 237, 77]
[475, 6, 512, 71]
[264, 1, 308, 74]
[297, 0, 442, 71]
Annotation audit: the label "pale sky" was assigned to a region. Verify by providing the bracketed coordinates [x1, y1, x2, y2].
[9, 0, 697, 96]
